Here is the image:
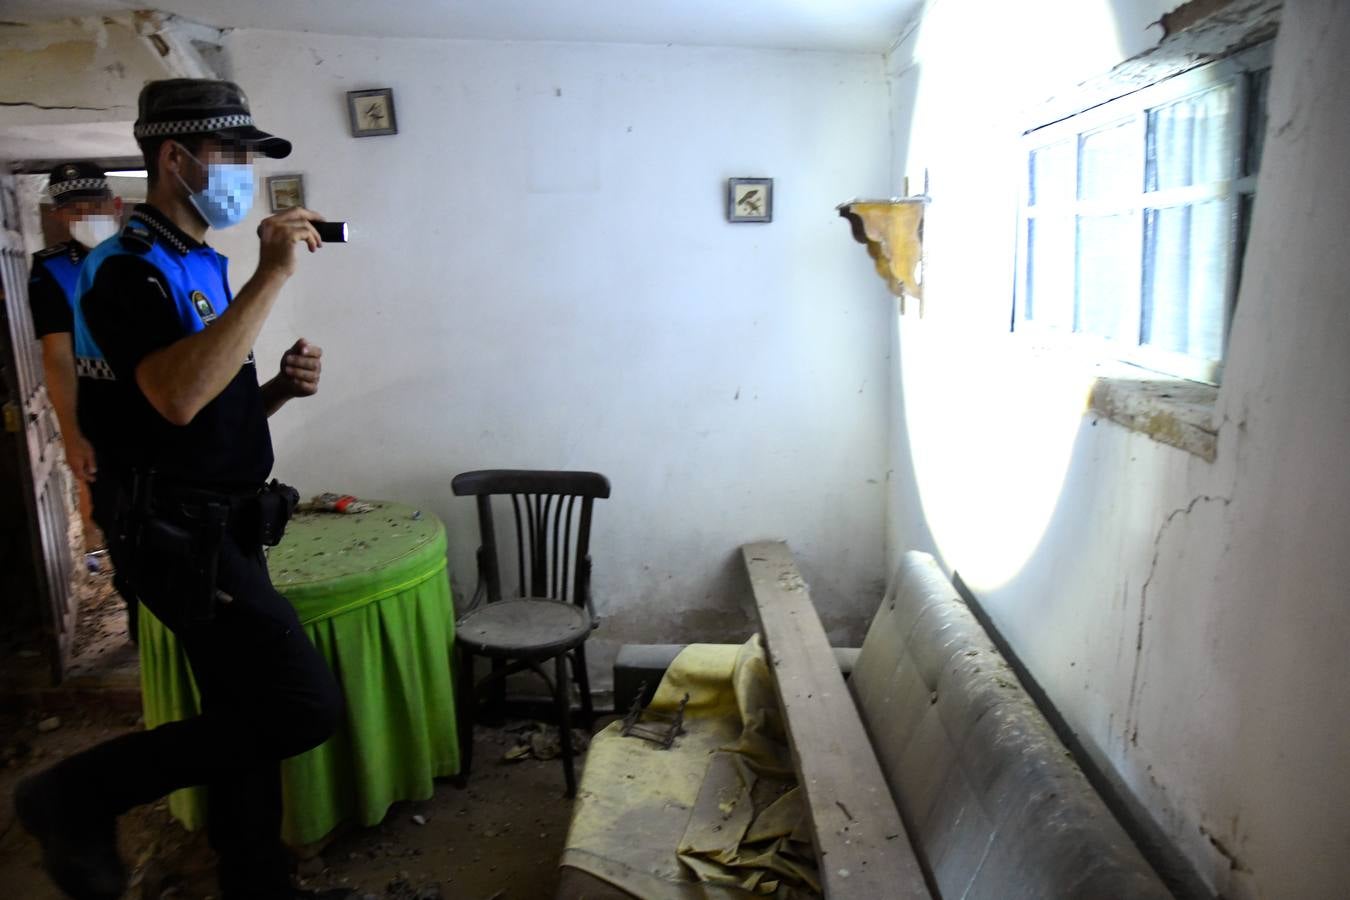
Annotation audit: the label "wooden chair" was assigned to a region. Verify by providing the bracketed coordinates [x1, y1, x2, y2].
[451, 469, 611, 797]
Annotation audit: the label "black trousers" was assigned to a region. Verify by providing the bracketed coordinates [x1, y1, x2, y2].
[44, 530, 342, 899]
[87, 469, 136, 635]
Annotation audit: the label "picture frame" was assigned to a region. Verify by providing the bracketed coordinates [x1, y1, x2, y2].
[266, 173, 305, 212]
[347, 88, 398, 138]
[727, 177, 773, 223]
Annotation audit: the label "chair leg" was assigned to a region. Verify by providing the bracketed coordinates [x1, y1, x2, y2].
[554, 653, 577, 798]
[487, 657, 507, 725]
[456, 644, 476, 785]
[573, 643, 595, 732]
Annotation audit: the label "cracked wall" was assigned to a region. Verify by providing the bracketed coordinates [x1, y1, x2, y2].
[0, 14, 222, 160]
[883, 0, 1350, 898]
[0, 18, 152, 126]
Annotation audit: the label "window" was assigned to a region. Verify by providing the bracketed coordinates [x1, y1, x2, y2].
[1016, 45, 1272, 384]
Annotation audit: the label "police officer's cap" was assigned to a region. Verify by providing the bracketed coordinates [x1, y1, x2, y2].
[134, 79, 291, 159]
[47, 161, 111, 208]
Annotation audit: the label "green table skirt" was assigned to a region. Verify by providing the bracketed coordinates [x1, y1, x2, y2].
[138, 526, 460, 846]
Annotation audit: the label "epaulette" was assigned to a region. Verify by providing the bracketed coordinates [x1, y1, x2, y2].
[118, 219, 156, 253]
[34, 243, 66, 260]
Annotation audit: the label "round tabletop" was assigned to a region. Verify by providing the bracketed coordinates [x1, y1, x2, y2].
[266, 500, 447, 624]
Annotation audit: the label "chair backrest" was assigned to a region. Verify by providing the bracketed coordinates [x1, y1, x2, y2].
[451, 470, 611, 610]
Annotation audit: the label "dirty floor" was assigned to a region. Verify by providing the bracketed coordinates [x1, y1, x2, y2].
[0, 707, 592, 899]
[65, 553, 139, 686]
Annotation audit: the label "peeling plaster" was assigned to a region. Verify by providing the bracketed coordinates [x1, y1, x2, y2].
[1089, 377, 1219, 461]
[0, 12, 225, 129]
[1156, 0, 1242, 38]
[1037, 0, 1280, 125]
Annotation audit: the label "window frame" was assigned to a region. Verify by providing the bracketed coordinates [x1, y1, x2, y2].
[1013, 42, 1273, 385]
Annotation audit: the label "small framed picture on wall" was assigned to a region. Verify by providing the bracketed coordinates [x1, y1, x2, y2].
[347, 88, 398, 137]
[727, 177, 773, 223]
[266, 174, 305, 212]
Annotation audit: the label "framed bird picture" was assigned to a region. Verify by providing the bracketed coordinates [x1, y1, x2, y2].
[347, 88, 398, 138]
[727, 177, 773, 223]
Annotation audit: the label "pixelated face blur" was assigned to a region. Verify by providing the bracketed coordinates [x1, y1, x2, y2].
[177, 139, 258, 191]
[55, 196, 120, 225]
[174, 138, 259, 230]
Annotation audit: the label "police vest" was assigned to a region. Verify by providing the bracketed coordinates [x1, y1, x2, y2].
[33, 243, 84, 306]
[37, 242, 116, 379]
[73, 217, 234, 380]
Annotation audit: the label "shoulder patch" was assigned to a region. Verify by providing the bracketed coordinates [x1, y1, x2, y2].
[118, 221, 155, 253]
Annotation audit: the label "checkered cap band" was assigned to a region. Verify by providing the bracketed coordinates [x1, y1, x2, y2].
[48, 178, 109, 200]
[134, 114, 254, 139]
[76, 357, 115, 381]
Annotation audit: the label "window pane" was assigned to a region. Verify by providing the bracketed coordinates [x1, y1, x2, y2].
[1030, 140, 1075, 207]
[1147, 83, 1236, 191]
[1077, 213, 1139, 341]
[1079, 120, 1139, 201]
[1143, 199, 1232, 360]
[1026, 215, 1074, 329]
[1244, 68, 1271, 177]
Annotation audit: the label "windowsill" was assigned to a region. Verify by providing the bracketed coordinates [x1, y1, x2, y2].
[1087, 371, 1218, 462]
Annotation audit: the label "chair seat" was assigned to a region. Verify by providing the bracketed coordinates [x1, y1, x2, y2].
[456, 598, 593, 657]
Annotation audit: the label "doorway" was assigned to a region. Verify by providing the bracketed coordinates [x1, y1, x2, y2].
[0, 150, 145, 691]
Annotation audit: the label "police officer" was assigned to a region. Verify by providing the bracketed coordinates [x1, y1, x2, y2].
[28, 164, 137, 635]
[14, 80, 350, 900]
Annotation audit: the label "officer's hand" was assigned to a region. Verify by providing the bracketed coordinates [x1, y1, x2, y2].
[257, 207, 323, 277]
[65, 432, 98, 483]
[277, 339, 322, 398]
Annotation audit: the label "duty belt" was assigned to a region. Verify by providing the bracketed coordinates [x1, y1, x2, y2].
[144, 476, 300, 548]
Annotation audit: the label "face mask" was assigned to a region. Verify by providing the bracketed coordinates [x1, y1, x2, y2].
[68, 215, 119, 248]
[174, 144, 255, 230]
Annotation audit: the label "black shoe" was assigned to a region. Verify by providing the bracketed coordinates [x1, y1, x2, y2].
[13, 769, 127, 900]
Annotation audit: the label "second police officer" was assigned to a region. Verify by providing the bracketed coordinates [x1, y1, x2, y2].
[28, 163, 137, 635]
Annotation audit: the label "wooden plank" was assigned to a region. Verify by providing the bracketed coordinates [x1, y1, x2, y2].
[742, 541, 931, 899]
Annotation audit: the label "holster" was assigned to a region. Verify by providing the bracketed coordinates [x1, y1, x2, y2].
[140, 499, 228, 627]
[251, 479, 301, 547]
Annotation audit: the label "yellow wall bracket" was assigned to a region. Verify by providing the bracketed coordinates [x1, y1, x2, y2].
[838, 198, 928, 314]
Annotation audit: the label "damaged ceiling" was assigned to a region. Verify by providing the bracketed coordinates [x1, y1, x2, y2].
[3, 0, 925, 52]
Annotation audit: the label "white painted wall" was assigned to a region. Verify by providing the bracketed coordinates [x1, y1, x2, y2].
[192, 32, 894, 685]
[884, 1, 1350, 897]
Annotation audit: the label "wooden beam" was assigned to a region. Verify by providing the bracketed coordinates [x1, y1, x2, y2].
[741, 542, 931, 899]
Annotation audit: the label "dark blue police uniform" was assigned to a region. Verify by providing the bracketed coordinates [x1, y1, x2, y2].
[69, 204, 340, 898]
[30, 233, 139, 633]
[14, 77, 345, 900]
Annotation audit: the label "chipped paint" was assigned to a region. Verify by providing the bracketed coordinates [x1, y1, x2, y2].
[1156, 0, 1241, 38]
[1088, 377, 1218, 461]
[1037, 0, 1280, 126]
[0, 12, 224, 126]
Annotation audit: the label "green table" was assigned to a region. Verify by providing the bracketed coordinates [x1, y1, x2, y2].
[137, 500, 460, 846]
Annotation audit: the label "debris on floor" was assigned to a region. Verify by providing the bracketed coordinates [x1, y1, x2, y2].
[502, 722, 591, 762]
[65, 554, 139, 683]
[0, 712, 595, 899]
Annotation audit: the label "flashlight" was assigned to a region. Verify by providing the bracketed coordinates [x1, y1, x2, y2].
[315, 221, 348, 243]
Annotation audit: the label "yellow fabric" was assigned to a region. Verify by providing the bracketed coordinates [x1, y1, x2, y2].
[561, 638, 819, 899]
